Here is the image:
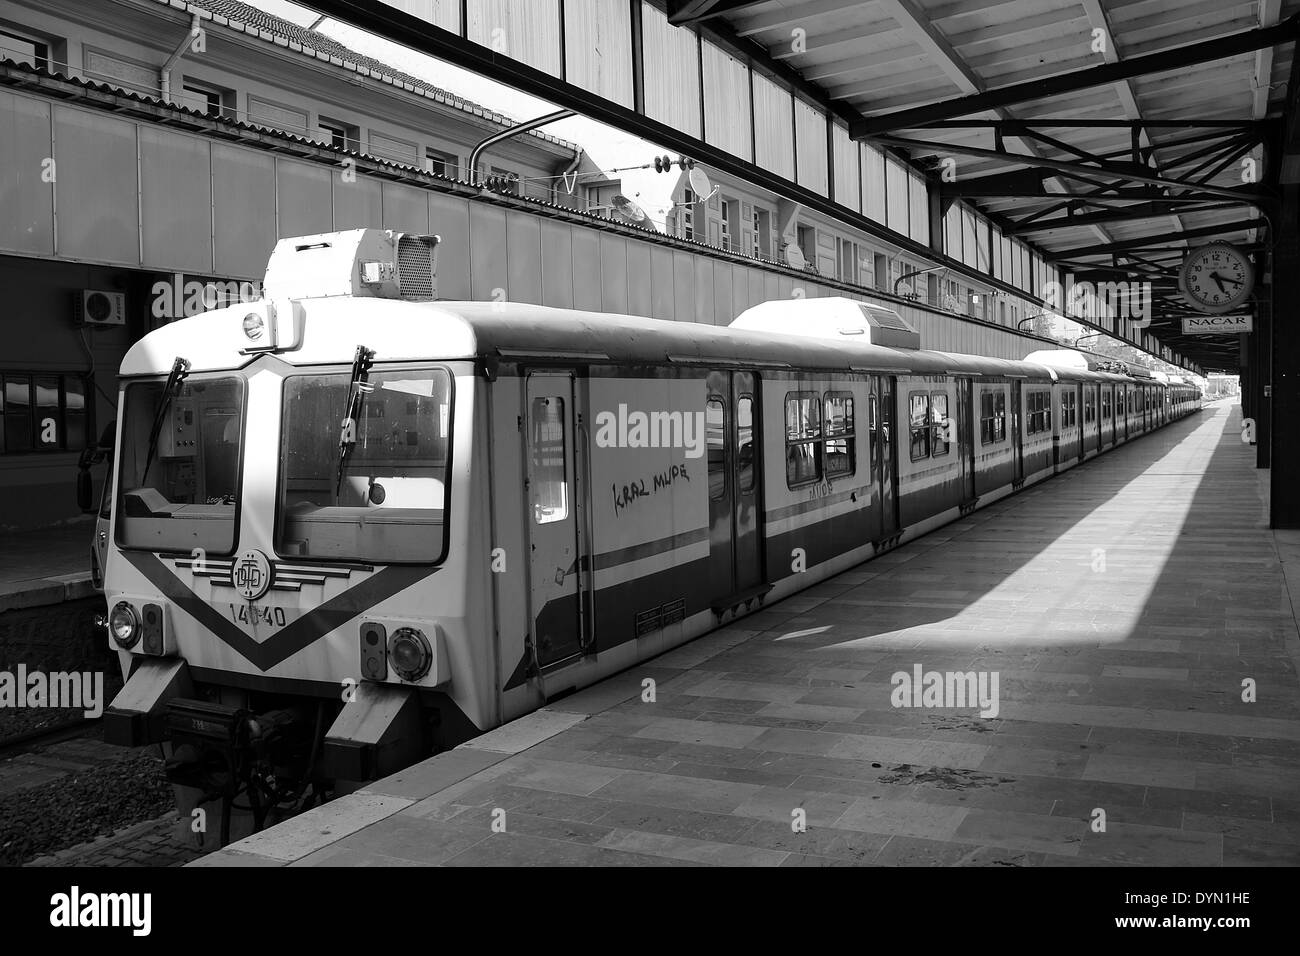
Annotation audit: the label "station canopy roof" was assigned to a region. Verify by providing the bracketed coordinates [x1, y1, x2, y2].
[669, 0, 1300, 371]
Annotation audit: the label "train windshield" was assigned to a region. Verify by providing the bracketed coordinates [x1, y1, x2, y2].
[276, 368, 451, 563]
[117, 376, 245, 553]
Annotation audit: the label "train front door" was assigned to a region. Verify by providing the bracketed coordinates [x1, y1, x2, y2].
[872, 376, 900, 539]
[525, 372, 585, 668]
[706, 370, 764, 605]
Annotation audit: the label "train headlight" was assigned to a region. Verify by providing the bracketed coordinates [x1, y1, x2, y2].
[242, 312, 265, 341]
[388, 627, 432, 682]
[109, 601, 141, 649]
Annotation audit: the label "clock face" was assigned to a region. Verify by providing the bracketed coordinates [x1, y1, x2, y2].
[1179, 242, 1254, 314]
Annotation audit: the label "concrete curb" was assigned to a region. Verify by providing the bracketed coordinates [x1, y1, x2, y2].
[0, 574, 97, 613]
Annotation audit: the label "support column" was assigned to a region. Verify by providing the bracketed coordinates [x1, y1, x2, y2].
[1270, 183, 1298, 524]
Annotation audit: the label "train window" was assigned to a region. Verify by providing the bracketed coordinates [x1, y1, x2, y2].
[979, 388, 1005, 445]
[1102, 389, 1112, 421]
[737, 395, 755, 493]
[908, 392, 930, 461]
[119, 376, 245, 555]
[275, 369, 452, 562]
[708, 398, 727, 499]
[1027, 390, 1052, 435]
[785, 392, 821, 487]
[531, 397, 569, 523]
[931, 392, 950, 457]
[1061, 392, 1077, 428]
[1084, 389, 1096, 424]
[824, 391, 855, 477]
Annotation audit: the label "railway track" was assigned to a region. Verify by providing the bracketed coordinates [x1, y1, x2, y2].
[0, 717, 99, 760]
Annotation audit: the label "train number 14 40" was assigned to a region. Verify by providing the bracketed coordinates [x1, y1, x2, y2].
[228, 603, 289, 629]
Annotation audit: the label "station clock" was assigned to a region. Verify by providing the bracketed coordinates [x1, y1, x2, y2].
[1178, 241, 1254, 314]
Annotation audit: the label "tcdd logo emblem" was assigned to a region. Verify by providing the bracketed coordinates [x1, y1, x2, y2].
[231, 549, 273, 601]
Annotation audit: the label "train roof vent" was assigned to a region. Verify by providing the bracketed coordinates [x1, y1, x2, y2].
[262, 228, 441, 301]
[730, 296, 920, 349]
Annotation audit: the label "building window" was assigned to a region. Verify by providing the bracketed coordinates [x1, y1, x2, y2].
[180, 81, 235, 119]
[753, 209, 769, 258]
[720, 199, 732, 251]
[1027, 389, 1052, 435]
[0, 27, 50, 70]
[424, 148, 458, 179]
[908, 392, 931, 461]
[317, 115, 360, 152]
[681, 187, 696, 240]
[931, 392, 950, 457]
[1, 373, 89, 454]
[785, 392, 821, 487]
[824, 391, 855, 477]
[797, 226, 815, 271]
[488, 165, 520, 195]
[979, 387, 1006, 445]
[838, 239, 859, 284]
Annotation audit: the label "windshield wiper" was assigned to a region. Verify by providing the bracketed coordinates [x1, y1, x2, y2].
[335, 345, 376, 497]
[142, 357, 192, 483]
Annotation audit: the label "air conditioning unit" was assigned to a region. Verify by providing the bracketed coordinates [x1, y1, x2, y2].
[75, 290, 126, 327]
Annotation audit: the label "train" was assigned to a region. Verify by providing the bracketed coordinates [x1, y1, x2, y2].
[86, 228, 1201, 845]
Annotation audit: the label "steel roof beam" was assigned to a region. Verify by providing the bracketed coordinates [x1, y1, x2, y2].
[1005, 201, 1242, 235]
[851, 15, 1300, 136]
[666, 1, 767, 27]
[884, 134, 1273, 203]
[1051, 218, 1267, 258]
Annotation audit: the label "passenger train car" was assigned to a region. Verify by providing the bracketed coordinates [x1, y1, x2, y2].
[94, 229, 1201, 843]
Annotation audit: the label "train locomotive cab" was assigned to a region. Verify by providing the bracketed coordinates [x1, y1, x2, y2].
[99, 229, 489, 845]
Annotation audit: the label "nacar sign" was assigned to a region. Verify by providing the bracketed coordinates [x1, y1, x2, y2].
[1181, 314, 1252, 334]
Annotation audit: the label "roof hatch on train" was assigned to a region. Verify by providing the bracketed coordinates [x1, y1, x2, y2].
[262, 228, 441, 302]
[729, 296, 921, 349]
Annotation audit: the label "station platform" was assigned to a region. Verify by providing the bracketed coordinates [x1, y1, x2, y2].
[0, 521, 97, 613]
[197, 400, 1300, 867]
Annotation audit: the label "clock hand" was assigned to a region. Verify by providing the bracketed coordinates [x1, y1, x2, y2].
[1209, 272, 1226, 294]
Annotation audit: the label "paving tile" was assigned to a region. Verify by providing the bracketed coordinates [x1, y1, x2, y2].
[596, 829, 788, 866]
[632, 716, 768, 749]
[835, 798, 969, 840]
[952, 808, 1084, 856]
[1077, 823, 1223, 866]
[590, 769, 763, 814]
[1081, 753, 1198, 790]
[591, 801, 757, 843]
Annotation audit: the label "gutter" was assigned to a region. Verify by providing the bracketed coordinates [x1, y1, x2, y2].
[160, 12, 201, 102]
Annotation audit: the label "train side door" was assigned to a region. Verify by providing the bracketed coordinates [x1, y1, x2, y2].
[873, 376, 900, 538]
[525, 372, 584, 668]
[706, 370, 765, 604]
[1011, 380, 1024, 483]
[1077, 384, 1086, 463]
[957, 378, 975, 501]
